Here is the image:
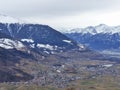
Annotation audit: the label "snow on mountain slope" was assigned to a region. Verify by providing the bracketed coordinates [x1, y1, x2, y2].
[70, 27, 97, 35]
[67, 24, 120, 34]
[65, 24, 120, 50]
[37, 44, 57, 50]
[95, 24, 116, 33]
[0, 23, 81, 53]
[62, 40, 72, 44]
[0, 14, 86, 53]
[0, 14, 25, 24]
[21, 39, 34, 43]
[0, 38, 25, 49]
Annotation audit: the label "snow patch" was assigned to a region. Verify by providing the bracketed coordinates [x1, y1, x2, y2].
[30, 44, 35, 48]
[21, 39, 34, 43]
[0, 38, 25, 49]
[37, 44, 55, 50]
[78, 44, 85, 49]
[63, 40, 72, 44]
[56, 70, 61, 73]
[103, 64, 113, 68]
[43, 51, 50, 54]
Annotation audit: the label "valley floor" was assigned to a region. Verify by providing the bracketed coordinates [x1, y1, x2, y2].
[0, 55, 120, 90]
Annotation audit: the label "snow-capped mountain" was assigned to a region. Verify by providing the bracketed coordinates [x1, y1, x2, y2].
[0, 23, 81, 52]
[67, 24, 120, 34]
[65, 24, 120, 50]
[0, 14, 86, 54]
[0, 14, 25, 24]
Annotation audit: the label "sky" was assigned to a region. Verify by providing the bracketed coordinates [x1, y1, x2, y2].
[0, 0, 120, 29]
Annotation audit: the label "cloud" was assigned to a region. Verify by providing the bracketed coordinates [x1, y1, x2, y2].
[0, 0, 119, 17]
[0, 0, 120, 28]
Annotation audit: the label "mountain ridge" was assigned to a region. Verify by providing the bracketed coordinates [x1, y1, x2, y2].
[0, 14, 26, 24]
[65, 24, 120, 50]
[63, 24, 120, 34]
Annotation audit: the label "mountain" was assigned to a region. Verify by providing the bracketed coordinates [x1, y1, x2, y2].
[66, 24, 120, 34]
[0, 14, 86, 53]
[2, 14, 119, 88]
[1, 15, 120, 89]
[0, 23, 84, 53]
[0, 14, 24, 23]
[0, 14, 88, 83]
[65, 24, 120, 50]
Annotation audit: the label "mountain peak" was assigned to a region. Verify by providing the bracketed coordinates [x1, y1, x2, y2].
[66, 24, 120, 34]
[0, 14, 25, 24]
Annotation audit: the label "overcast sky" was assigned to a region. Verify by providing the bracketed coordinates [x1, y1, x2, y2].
[0, 0, 120, 29]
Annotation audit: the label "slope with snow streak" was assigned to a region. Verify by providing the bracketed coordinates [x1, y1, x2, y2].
[0, 14, 26, 37]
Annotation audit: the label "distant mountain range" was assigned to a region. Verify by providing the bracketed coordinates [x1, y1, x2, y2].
[65, 24, 120, 50]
